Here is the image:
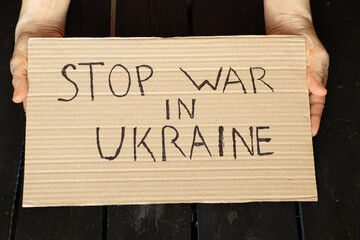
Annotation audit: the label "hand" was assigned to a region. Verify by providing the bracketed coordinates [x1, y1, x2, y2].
[10, 0, 70, 111]
[11, 25, 65, 111]
[265, 14, 329, 136]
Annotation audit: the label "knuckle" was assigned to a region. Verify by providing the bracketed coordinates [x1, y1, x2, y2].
[320, 48, 330, 62]
[309, 69, 325, 81]
[12, 75, 21, 85]
[10, 54, 27, 75]
[12, 67, 27, 83]
[310, 96, 326, 105]
[9, 56, 18, 73]
[325, 50, 330, 59]
[323, 51, 330, 64]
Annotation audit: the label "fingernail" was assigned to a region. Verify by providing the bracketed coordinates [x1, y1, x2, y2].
[311, 128, 317, 137]
[12, 89, 18, 101]
[319, 88, 327, 96]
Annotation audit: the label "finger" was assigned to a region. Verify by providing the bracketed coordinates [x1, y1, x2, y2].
[11, 67, 28, 103]
[12, 77, 28, 103]
[306, 49, 329, 97]
[310, 94, 325, 136]
[23, 98, 27, 113]
[10, 54, 28, 103]
[307, 69, 327, 96]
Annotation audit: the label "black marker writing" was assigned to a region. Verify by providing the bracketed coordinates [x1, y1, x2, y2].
[190, 125, 212, 159]
[250, 67, 273, 93]
[232, 127, 254, 159]
[180, 67, 223, 91]
[78, 62, 104, 101]
[223, 67, 247, 93]
[178, 98, 196, 119]
[133, 127, 156, 162]
[96, 127, 125, 161]
[58, 64, 78, 102]
[136, 65, 153, 96]
[256, 126, 274, 155]
[218, 126, 224, 157]
[162, 125, 186, 161]
[108, 64, 131, 98]
[165, 99, 170, 120]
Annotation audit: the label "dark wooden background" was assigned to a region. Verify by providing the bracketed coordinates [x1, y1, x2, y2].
[1, 0, 359, 239]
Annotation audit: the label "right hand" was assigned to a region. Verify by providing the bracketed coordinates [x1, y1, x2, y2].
[10, 0, 70, 111]
[11, 25, 65, 111]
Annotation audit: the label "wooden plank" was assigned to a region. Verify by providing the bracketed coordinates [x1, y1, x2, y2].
[15, 207, 103, 240]
[107, 1, 191, 239]
[198, 203, 299, 240]
[66, 0, 111, 37]
[192, 1, 299, 239]
[108, 204, 191, 240]
[301, 1, 360, 239]
[192, 0, 265, 36]
[14, 0, 111, 239]
[115, 0, 187, 37]
[0, 0, 24, 239]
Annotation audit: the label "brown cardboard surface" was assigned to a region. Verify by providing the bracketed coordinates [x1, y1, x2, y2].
[24, 36, 317, 207]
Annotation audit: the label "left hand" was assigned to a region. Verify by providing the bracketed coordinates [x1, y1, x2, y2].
[265, 14, 329, 136]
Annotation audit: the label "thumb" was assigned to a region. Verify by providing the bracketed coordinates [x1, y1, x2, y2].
[10, 53, 28, 103]
[306, 48, 329, 97]
[307, 66, 328, 96]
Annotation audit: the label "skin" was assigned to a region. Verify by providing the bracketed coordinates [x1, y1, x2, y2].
[11, 0, 329, 136]
[11, 0, 70, 110]
[264, 0, 329, 136]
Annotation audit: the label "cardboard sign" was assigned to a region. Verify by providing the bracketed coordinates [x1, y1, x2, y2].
[24, 36, 317, 207]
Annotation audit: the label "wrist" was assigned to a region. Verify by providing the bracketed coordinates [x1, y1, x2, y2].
[264, 0, 315, 37]
[14, 20, 65, 46]
[266, 13, 313, 33]
[15, 19, 66, 35]
[15, 0, 70, 39]
[265, 13, 321, 47]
